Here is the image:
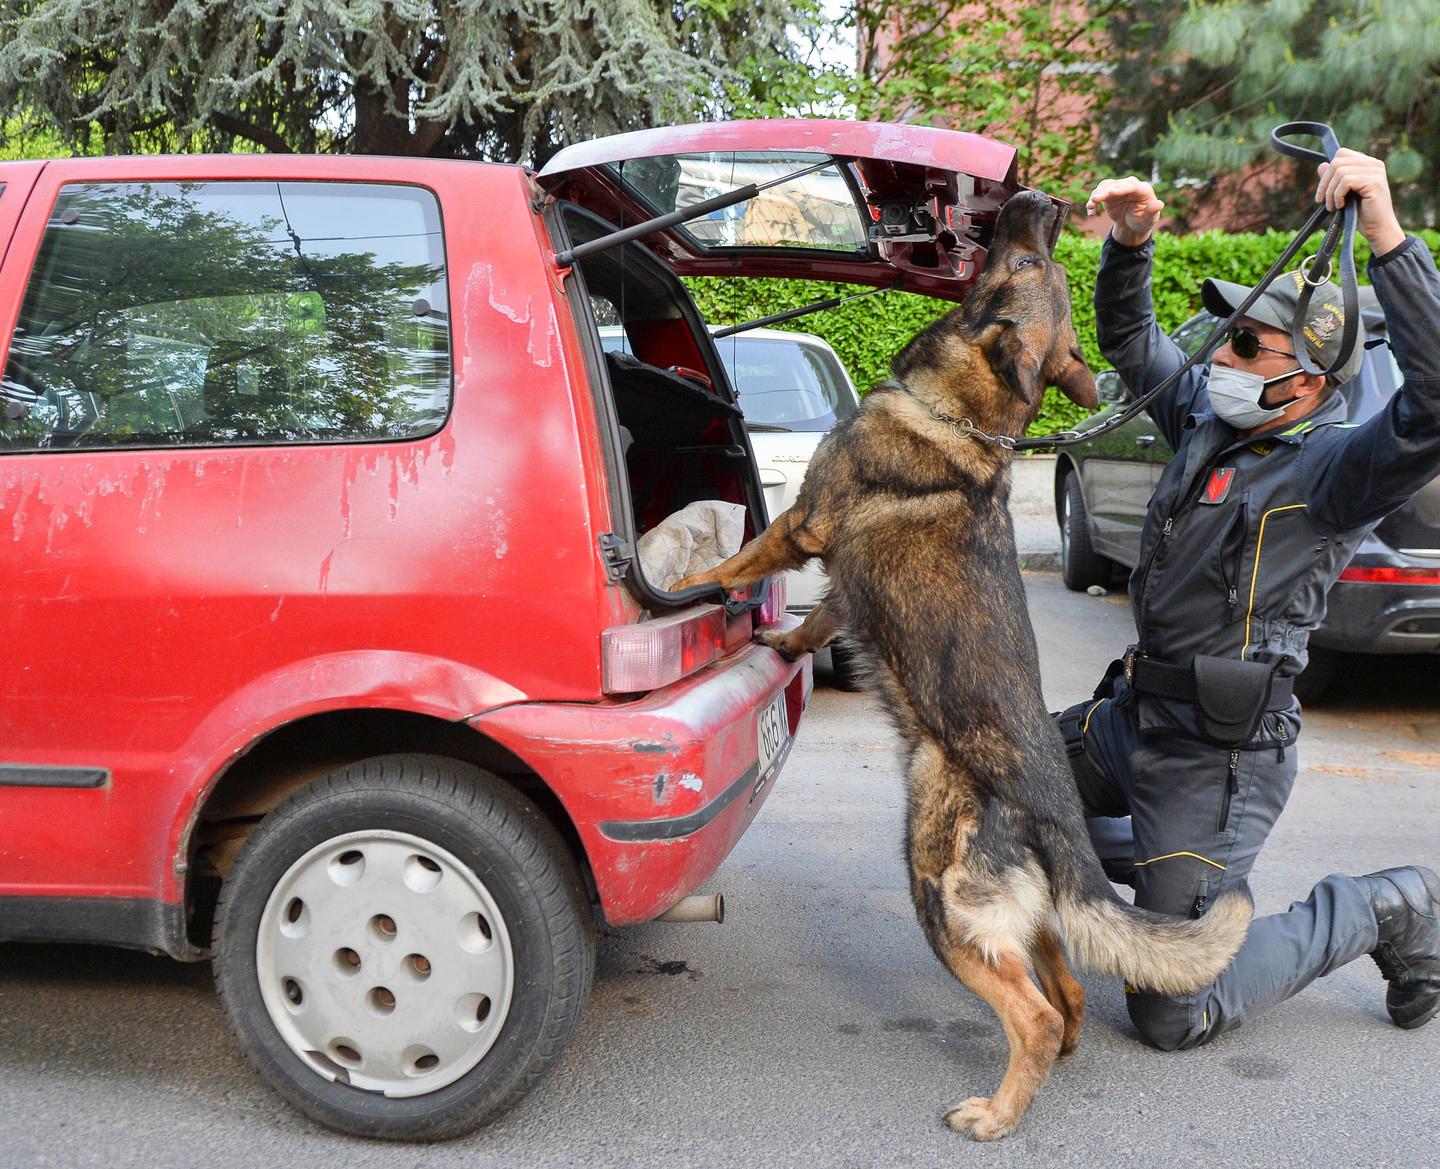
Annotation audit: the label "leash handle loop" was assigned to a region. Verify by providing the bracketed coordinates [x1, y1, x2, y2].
[1270, 121, 1342, 165]
[1272, 123, 1359, 380]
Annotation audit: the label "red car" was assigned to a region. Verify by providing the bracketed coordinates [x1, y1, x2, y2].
[0, 120, 1046, 1139]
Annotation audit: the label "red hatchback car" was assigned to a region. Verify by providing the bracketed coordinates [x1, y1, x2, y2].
[0, 120, 1043, 1138]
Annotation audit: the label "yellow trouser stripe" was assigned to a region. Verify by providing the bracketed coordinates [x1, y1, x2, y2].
[1134, 851, 1228, 871]
[1082, 698, 1106, 734]
[1242, 503, 1308, 661]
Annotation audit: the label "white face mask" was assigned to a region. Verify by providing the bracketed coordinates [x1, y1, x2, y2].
[1206, 364, 1304, 430]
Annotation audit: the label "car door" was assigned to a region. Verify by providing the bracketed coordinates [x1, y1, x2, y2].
[1076, 395, 1168, 566]
[0, 159, 462, 901]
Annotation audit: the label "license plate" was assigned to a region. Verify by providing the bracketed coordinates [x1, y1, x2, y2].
[754, 691, 789, 798]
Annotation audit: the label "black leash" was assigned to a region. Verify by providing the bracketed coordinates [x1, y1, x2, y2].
[986, 121, 1361, 453]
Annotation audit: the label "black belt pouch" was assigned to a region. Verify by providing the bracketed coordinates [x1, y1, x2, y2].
[1192, 654, 1279, 746]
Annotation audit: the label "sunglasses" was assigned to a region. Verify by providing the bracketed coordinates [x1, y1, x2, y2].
[1226, 325, 1295, 361]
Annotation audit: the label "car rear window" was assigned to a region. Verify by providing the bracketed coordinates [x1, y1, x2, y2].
[0, 181, 450, 451]
[711, 334, 857, 432]
[611, 152, 867, 255]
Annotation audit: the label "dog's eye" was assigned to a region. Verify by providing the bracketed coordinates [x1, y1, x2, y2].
[1013, 255, 1040, 271]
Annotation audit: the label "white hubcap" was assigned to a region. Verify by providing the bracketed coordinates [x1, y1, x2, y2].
[256, 830, 515, 1097]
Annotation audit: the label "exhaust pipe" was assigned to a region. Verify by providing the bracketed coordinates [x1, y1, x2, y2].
[655, 894, 725, 923]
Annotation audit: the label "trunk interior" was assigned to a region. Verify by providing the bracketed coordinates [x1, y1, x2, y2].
[560, 205, 765, 607]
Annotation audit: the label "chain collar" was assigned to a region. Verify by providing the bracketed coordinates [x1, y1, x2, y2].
[893, 383, 1021, 450]
[893, 382, 1089, 451]
[934, 408, 1019, 450]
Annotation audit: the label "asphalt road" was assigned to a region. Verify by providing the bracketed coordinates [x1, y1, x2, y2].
[3, 572, 1439, 1168]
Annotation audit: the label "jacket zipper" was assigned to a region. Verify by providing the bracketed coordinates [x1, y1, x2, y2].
[1217, 502, 1247, 618]
[1218, 748, 1240, 832]
[1137, 461, 1227, 639]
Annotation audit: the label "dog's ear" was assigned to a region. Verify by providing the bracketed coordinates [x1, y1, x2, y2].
[988, 322, 1047, 406]
[1056, 345, 1098, 410]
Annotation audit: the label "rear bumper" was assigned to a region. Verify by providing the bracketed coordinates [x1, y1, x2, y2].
[469, 624, 812, 925]
[1314, 581, 1440, 654]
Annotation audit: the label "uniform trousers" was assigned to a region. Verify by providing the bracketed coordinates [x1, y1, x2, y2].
[1058, 680, 1379, 1049]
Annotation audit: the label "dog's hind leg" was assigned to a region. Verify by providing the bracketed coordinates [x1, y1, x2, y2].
[756, 598, 842, 660]
[1030, 925, 1085, 1059]
[935, 940, 1064, 1141]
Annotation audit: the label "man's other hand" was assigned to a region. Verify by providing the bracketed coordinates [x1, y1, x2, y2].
[1086, 177, 1164, 248]
[1316, 149, 1406, 258]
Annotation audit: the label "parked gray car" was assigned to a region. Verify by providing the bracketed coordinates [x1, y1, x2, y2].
[1055, 294, 1440, 701]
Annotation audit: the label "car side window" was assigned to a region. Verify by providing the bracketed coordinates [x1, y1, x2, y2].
[0, 181, 450, 451]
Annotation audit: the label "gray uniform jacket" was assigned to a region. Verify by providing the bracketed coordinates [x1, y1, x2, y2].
[1095, 233, 1440, 739]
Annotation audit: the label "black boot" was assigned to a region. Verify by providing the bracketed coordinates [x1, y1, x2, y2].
[1356, 866, 1440, 1030]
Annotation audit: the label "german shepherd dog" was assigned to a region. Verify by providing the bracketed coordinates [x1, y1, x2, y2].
[676, 190, 1252, 1140]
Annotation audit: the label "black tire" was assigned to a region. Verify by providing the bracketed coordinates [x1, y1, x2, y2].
[828, 639, 869, 691]
[1060, 470, 1115, 592]
[1293, 645, 1340, 705]
[212, 754, 594, 1141]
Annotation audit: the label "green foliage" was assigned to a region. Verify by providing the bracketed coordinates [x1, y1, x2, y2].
[852, 1, 1119, 202]
[0, 114, 103, 160]
[686, 230, 1440, 436]
[0, 0, 813, 164]
[1104, 1, 1440, 229]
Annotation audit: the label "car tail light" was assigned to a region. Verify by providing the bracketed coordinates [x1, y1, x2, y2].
[757, 575, 786, 626]
[784, 670, 804, 734]
[1338, 565, 1440, 584]
[602, 605, 727, 693]
[724, 608, 753, 653]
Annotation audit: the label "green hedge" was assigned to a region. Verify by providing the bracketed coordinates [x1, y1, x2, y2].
[685, 229, 1440, 437]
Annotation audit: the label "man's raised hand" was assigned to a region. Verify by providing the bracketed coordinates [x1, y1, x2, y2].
[1316, 149, 1406, 258]
[1087, 177, 1164, 248]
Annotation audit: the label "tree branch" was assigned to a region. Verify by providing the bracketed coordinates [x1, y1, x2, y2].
[207, 111, 295, 153]
[414, 118, 447, 156]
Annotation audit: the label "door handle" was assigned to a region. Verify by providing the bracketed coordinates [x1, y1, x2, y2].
[1136, 434, 1157, 447]
[759, 468, 787, 488]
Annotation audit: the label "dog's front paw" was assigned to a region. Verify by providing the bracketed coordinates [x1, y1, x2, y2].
[944, 1097, 1016, 1142]
[755, 629, 803, 662]
[672, 571, 718, 592]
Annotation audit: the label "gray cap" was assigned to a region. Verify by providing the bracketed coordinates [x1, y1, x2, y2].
[1201, 268, 1364, 384]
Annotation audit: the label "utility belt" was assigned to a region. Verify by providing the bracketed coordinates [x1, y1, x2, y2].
[1124, 647, 1292, 747]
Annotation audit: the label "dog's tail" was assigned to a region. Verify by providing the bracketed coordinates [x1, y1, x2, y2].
[1036, 819, 1252, 997]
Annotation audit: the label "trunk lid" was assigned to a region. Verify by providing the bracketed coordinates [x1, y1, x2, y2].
[537, 119, 1063, 302]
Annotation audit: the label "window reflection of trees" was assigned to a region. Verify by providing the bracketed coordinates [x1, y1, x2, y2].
[0, 182, 450, 451]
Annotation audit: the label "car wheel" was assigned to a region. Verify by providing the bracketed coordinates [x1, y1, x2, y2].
[212, 754, 594, 1140]
[828, 638, 869, 691]
[1060, 471, 1115, 592]
[1293, 645, 1340, 705]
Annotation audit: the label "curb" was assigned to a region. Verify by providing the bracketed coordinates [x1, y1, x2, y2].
[1018, 552, 1060, 573]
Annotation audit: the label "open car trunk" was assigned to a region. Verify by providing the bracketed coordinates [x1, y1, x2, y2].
[556, 204, 768, 613]
[542, 118, 1064, 612]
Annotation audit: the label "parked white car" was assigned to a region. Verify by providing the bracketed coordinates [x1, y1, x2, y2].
[600, 325, 866, 687]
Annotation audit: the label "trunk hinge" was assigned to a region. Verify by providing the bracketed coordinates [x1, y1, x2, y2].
[598, 532, 633, 581]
